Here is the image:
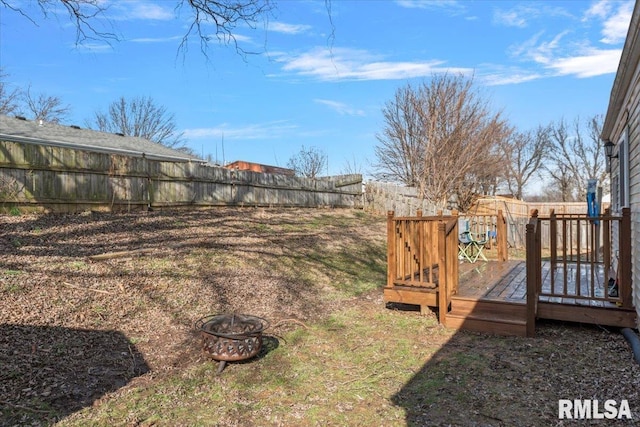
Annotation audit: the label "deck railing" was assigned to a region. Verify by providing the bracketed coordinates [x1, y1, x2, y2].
[386, 210, 458, 289]
[525, 207, 632, 315]
[386, 210, 459, 320]
[459, 210, 509, 261]
[437, 216, 460, 324]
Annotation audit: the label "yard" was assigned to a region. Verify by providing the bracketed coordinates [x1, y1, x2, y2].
[1, 207, 639, 426]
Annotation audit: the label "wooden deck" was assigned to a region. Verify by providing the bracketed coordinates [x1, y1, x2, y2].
[384, 209, 636, 337]
[445, 260, 636, 336]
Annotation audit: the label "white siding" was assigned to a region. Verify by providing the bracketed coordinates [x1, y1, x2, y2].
[607, 55, 640, 325]
[627, 68, 640, 321]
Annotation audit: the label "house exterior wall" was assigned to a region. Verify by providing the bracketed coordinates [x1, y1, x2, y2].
[631, 94, 640, 316]
[607, 101, 640, 321]
[602, 3, 640, 324]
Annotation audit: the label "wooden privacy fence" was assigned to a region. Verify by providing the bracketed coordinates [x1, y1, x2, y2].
[0, 140, 363, 212]
[526, 207, 633, 312]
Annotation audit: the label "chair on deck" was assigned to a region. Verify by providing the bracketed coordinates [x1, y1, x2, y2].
[458, 219, 489, 263]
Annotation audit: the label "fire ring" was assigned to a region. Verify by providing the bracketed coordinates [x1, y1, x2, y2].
[195, 314, 270, 373]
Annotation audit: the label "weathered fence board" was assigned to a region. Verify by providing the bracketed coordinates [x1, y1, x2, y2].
[0, 140, 363, 212]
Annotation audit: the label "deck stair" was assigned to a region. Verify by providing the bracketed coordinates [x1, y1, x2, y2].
[445, 296, 528, 337]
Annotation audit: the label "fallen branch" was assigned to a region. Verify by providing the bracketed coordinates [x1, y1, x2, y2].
[63, 282, 113, 295]
[88, 248, 157, 261]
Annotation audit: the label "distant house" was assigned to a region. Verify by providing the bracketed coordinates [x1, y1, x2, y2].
[225, 160, 295, 176]
[601, 1, 640, 325]
[0, 115, 202, 162]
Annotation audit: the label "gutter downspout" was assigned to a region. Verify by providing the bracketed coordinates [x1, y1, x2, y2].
[621, 328, 640, 364]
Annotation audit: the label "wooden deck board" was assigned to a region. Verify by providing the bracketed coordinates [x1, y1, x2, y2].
[457, 260, 523, 301]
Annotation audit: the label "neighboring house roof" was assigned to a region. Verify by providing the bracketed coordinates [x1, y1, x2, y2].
[225, 160, 296, 176]
[0, 115, 202, 162]
[602, 1, 640, 140]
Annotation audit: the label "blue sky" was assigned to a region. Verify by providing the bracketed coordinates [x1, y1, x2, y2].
[0, 0, 634, 177]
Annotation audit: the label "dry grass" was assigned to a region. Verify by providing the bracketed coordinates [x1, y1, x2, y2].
[1, 207, 639, 427]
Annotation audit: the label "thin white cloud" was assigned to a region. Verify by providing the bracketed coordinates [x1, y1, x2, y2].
[493, 8, 530, 28]
[129, 35, 183, 43]
[506, 3, 627, 81]
[512, 36, 622, 78]
[268, 22, 312, 35]
[510, 31, 570, 66]
[274, 47, 471, 81]
[315, 99, 365, 116]
[110, 1, 174, 21]
[493, 4, 573, 28]
[600, 1, 633, 44]
[480, 69, 543, 86]
[183, 121, 298, 140]
[549, 48, 622, 77]
[73, 42, 114, 53]
[584, 0, 611, 20]
[395, 0, 463, 12]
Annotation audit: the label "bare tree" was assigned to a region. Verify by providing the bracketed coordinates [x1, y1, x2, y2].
[545, 115, 607, 201]
[287, 146, 327, 178]
[0, 68, 22, 116]
[87, 96, 186, 149]
[177, 0, 274, 57]
[1, 0, 275, 56]
[374, 74, 511, 210]
[22, 85, 71, 124]
[1, 0, 117, 45]
[500, 125, 550, 200]
[373, 84, 424, 186]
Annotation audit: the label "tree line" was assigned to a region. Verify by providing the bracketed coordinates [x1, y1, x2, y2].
[373, 74, 607, 210]
[1, 2, 608, 197]
[1, 69, 191, 153]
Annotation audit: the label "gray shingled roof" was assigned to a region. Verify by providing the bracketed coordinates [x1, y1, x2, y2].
[0, 115, 202, 162]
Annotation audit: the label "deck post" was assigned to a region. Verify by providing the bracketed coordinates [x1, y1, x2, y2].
[603, 208, 611, 278]
[451, 214, 459, 296]
[437, 222, 448, 325]
[619, 208, 632, 308]
[525, 210, 539, 337]
[497, 209, 508, 261]
[386, 211, 395, 289]
[549, 209, 557, 265]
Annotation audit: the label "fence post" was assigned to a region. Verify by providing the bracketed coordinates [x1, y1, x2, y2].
[386, 211, 396, 289]
[619, 208, 632, 308]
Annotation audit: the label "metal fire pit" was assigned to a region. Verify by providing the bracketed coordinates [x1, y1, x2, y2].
[195, 313, 269, 373]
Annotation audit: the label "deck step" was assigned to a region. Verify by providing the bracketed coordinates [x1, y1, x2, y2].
[451, 296, 527, 320]
[445, 312, 528, 337]
[445, 296, 528, 336]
